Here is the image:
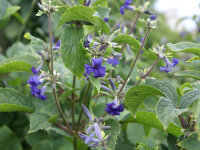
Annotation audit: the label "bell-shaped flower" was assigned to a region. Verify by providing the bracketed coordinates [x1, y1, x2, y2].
[159, 57, 179, 73]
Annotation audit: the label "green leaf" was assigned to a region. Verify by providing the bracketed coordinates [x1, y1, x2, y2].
[180, 90, 200, 109]
[180, 82, 193, 95]
[59, 89, 79, 104]
[112, 35, 142, 52]
[93, 6, 110, 19]
[24, 32, 44, 45]
[89, 75, 101, 94]
[167, 134, 179, 150]
[0, 54, 39, 74]
[0, 88, 34, 112]
[156, 97, 187, 129]
[143, 125, 151, 137]
[120, 111, 183, 137]
[29, 112, 50, 133]
[178, 133, 200, 150]
[124, 85, 165, 117]
[31, 140, 54, 150]
[152, 81, 178, 105]
[187, 56, 200, 62]
[92, 0, 107, 7]
[175, 71, 200, 80]
[61, 26, 86, 78]
[59, 6, 109, 34]
[105, 119, 121, 150]
[0, 125, 22, 150]
[167, 42, 200, 56]
[136, 143, 151, 150]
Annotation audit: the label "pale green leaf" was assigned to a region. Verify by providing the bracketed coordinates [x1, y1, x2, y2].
[89, 75, 101, 94]
[175, 71, 200, 80]
[156, 97, 187, 129]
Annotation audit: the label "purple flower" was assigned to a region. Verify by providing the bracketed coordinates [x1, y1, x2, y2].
[78, 132, 100, 145]
[85, 57, 106, 78]
[109, 78, 116, 91]
[86, 0, 91, 6]
[31, 64, 43, 75]
[149, 14, 157, 21]
[101, 85, 111, 92]
[84, 35, 93, 48]
[107, 56, 119, 67]
[82, 104, 93, 120]
[105, 99, 124, 116]
[104, 17, 108, 22]
[120, 0, 134, 15]
[30, 85, 47, 100]
[94, 123, 103, 140]
[27, 75, 41, 87]
[159, 58, 179, 73]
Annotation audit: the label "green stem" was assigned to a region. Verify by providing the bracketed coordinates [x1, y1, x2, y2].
[17, 0, 37, 41]
[48, 13, 73, 135]
[121, 12, 141, 53]
[77, 81, 91, 129]
[117, 28, 151, 97]
[133, 56, 159, 86]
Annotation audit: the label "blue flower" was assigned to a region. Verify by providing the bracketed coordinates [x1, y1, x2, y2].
[27, 75, 41, 87]
[85, 57, 106, 78]
[31, 64, 43, 75]
[107, 56, 119, 67]
[159, 57, 179, 73]
[149, 14, 157, 21]
[120, 0, 134, 15]
[84, 34, 93, 48]
[78, 132, 100, 147]
[104, 17, 109, 22]
[86, 0, 91, 6]
[82, 104, 93, 120]
[105, 99, 124, 116]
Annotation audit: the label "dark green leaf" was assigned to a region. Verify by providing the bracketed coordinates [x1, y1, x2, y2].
[0, 54, 39, 74]
[89, 75, 101, 94]
[0, 88, 34, 112]
[61, 26, 86, 78]
[124, 85, 165, 116]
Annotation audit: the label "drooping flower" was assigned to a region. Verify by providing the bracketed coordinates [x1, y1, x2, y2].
[105, 99, 124, 116]
[85, 57, 106, 78]
[86, 0, 91, 6]
[31, 64, 43, 75]
[120, 0, 134, 15]
[159, 57, 179, 73]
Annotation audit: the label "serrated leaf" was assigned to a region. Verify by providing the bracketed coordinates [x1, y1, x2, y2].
[167, 42, 200, 56]
[105, 119, 121, 150]
[180, 90, 200, 109]
[156, 97, 187, 129]
[124, 85, 165, 116]
[120, 111, 183, 137]
[178, 133, 200, 150]
[89, 75, 101, 94]
[59, 6, 109, 34]
[175, 70, 200, 80]
[29, 112, 50, 133]
[152, 81, 178, 105]
[0, 88, 34, 112]
[0, 54, 39, 74]
[61, 26, 86, 78]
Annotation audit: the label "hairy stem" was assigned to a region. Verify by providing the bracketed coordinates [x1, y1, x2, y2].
[17, 0, 37, 41]
[77, 81, 91, 129]
[48, 14, 73, 135]
[121, 12, 141, 53]
[117, 28, 151, 97]
[133, 56, 159, 86]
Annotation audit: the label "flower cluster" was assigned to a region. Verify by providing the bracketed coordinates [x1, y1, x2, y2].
[105, 98, 124, 116]
[37, 0, 59, 14]
[152, 45, 179, 73]
[79, 105, 111, 148]
[27, 65, 47, 100]
[120, 0, 135, 15]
